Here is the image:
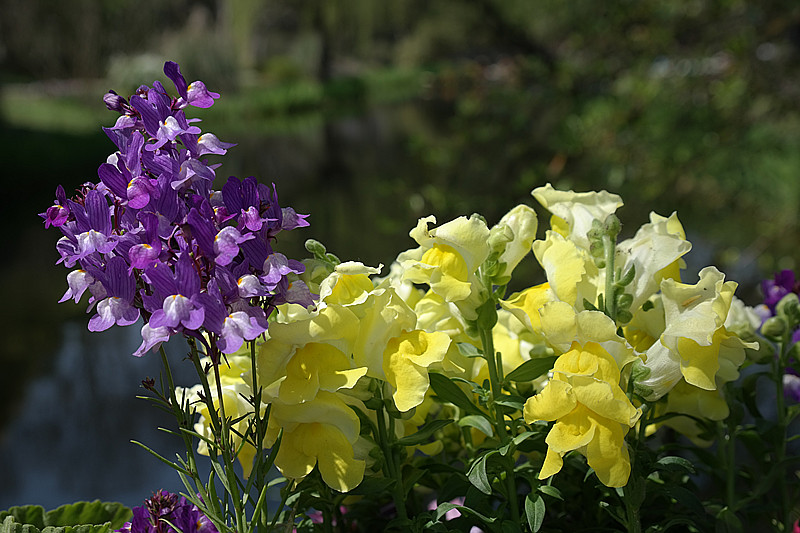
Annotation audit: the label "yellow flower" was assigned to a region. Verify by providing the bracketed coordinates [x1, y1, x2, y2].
[257, 304, 362, 398]
[532, 183, 623, 251]
[268, 391, 366, 492]
[318, 261, 382, 306]
[277, 342, 368, 404]
[523, 341, 640, 487]
[490, 204, 538, 276]
[532, 231, 598, 308]
[383, 329, 450, 412]
[639, 267, 756, 396]
[652, 379, 730, 446]
[350, 287, 418, 379]
[615, 212, 692, 312]
[500, 282, 556, 334]
[399, 215, 490, 318]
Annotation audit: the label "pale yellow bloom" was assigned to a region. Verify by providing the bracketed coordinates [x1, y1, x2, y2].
[318, 261, 382, 306]
[532, 183, 623, 250]
[399, 215, 490, 318]
[654, 379, 730, 446]
[500, 282, 557, 334]
[267, 391, 366, 492]
[615, 212, 692, 312]
[532, 231, 598, 308]
[639, 267, 756, 396]
[490, 204, 538, 276]
[524, 341, 640, 487]
[383, 329, 450, 412]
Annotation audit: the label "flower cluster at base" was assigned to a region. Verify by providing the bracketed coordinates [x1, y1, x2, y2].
[116, 490, 218, 533]
[41, 61, 313, 358]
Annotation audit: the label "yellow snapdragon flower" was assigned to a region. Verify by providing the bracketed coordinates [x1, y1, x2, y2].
[383, 329, 450, 412]
[524, 341, 641, 487]
[532, 183, 623, 251]
[267, 391, 366, 492]
[639, 267, 756, 397]
[399, 215, 490, 318]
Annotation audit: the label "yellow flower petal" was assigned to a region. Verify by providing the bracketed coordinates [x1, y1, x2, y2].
[538, 447, 565, 480]
[523, 379, 577, 422]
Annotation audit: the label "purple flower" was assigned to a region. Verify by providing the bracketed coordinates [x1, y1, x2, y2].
[87, 256, 140, 331]
[44, 61, 315, 361]
[762, 270, 800, 312]
[116, 490, 218, 533]
[785, 371, 800, 403]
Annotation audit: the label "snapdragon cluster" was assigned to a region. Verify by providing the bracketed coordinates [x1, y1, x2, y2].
[42, 61, 313, 357]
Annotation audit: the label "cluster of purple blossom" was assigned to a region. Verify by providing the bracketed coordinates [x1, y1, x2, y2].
[42, 61, 314, 358]
[116, 490, 218, 533]
[760, 269, 800, 401]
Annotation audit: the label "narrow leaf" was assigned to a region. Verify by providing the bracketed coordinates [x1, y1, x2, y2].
[396, 419, 454, 446]
[505, 357, 558, 382]
[458, 415, 494, 437]
[429, 373, 485, 416]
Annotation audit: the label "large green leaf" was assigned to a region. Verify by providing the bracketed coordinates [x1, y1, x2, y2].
[44, 501, 130, 529]
[0, 502, 131, 533]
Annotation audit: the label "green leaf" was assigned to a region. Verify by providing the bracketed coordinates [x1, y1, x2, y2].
[434, 502, 497, 525]
[458, 414, 494, 437]
[494, 394, 525, 411]
[457, 342, 483, 358]
[505, 357, 558, 382]
[346, 476, 396, 495]
[476, 299, 498, 330]
[429, 372, 485, 417]
[44, 502, 130, 530]
[715, 506, 743, 533]
[653, 456, 696, 475]
[396, 419, 454, 446]
[616, 264, 636, 288]
[0, 508, 45, 530]
[538, 484, 563, 500]
[467, 452, 495, 495]
[525, 494, 546, 532]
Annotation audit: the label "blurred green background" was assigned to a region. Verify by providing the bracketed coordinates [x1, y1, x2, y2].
[2, 0, 800, 507]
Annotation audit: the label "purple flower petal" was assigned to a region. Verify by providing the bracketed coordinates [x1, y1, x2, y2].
[134, 323, 172, 357]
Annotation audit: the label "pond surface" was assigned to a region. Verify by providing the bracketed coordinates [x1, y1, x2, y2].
[0, 96, 775, 509]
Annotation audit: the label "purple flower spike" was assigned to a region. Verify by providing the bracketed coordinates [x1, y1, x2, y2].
[44, 60, 315, 358]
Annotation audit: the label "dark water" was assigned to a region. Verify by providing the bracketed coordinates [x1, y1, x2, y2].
[0, 97, 772, 510]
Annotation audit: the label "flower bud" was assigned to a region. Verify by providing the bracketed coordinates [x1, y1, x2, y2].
[776, 293, 800, 327]
[761, 316, 787, 339]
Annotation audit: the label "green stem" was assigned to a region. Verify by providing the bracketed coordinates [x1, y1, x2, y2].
[478, 311, 520, 524]
[724, 419, 737, 512]
[375, 386, 408, 521]
[774, 339, 790, 529]
[212, 357, 247, 533]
